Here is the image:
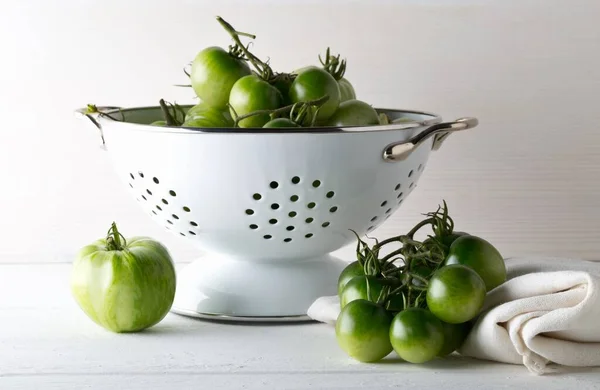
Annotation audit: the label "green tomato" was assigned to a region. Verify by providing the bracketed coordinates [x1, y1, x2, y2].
[271, 74, 295, 106]
[338, 78, 356, 102]
[444, 235, 506, 291]
[335, 299, 393, 363]
[183, 102, 233, 128]
[229, 75, 283, 128]
[426, 264, 486, 324]
[340, 275, 403, 311]
[262, 118, 300, 128]
[150, 120, 167, 126]
[289, 67, 341, 123]
[437, 321, 472, 357]
[70, 222, 176, 333]
[326, 99, 380, 127]
[190, 46, 252, 109]
[185, 102, 232, 125]
[337, 261, 365, 296]
[389, 308, 444, 363]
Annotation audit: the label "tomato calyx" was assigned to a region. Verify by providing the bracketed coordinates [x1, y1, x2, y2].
[319, 47, 347, 81]
[158, 99, 186, 126]
[105, 221, 127, 251]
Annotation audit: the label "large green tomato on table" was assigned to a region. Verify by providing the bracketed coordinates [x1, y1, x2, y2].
[70, 222, 176, 333]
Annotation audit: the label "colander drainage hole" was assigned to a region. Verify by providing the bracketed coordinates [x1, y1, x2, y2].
[395, 183, 401, 191]
[169, 190, 176, 197]
[408, 170, 414, 178]
[270, 181, 279, 189]
[138, 172, 144, 178]
[153, 177, 159, 184]
[312, 180, 321, 188]
[172, 214, 179, 220]
[288, 211, 297, 218]
[286, 226, 295, 231]
[190, 221, 198, 227]
[326, 191, 335, 198]
[290, 195, 299, 202]
[398, 199, 403, 205]
[167, 220, 173, 225]
[156, 205, 162, 211]
[371, 216, 378, 222]
[269, 218, 278, 225]
[246, 209, 254, 215]
[306, 217, 314, 224]
[129, 183, 133, 188]
[249, 224, 258, 230]
[152, 210, 157, 215]
[284, 238, 292, 243]
[271, 203, 280, 210]
[162, 198, 169, 205]
[130, 173, 135, 180]
[385, 208, 392, 214]
[305, 233, 313, 238]
[409, 182, 414, 189]
[397, 192, 404, 199]
[367, 226, 375, 232]
[189, 231, 196, 235]
[141, 195, 147, 201]
[322, 222, 330, 228]
[381, 201, 388, 207]
[180, 232, 185, 237]
[307, 202, 316, 209]
[147, 189, 152, 195]
[183, 206, 191, 212]
[253, 193, 262, 200]
[264, 235, 272, 240]
[329, 206, 338, 213]
[418, 164, 423, 171]
[291, 176, 300, 184]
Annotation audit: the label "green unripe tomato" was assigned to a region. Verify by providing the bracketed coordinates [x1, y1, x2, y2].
[70, 222, 176, 333]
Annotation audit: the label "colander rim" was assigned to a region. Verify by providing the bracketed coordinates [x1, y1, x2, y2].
[94, 105, 443, 134]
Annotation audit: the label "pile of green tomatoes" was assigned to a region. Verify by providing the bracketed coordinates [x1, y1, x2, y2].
[335, 201, 507, 364]
[152, 16, 392, 129]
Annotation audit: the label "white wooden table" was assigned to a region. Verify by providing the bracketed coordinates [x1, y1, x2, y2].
[2, 263, 600, 390]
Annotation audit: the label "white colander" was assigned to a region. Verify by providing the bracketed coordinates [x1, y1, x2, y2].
[76, 105, 478, 321]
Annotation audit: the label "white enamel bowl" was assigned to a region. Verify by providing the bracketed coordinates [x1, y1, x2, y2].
[77, 105, 478, 321]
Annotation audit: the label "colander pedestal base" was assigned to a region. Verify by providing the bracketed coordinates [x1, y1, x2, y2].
[171, 253, 348, 322]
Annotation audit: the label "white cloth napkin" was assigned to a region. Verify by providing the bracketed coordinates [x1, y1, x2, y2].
[307, 256, 600, 375]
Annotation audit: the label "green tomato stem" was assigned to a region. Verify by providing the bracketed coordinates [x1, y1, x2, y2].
[232, 95, 329, 128]
[215, 16, 270, 78]
[106, 221, 127, 251]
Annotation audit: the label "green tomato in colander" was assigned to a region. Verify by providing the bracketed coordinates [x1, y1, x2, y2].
[70, 222, 176, 333]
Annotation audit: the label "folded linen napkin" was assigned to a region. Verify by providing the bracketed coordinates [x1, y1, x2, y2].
[307, 256, 600, 375]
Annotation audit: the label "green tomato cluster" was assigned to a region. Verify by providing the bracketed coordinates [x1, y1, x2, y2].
[153, 17, 385, 130]
[335, 203, 506, 364]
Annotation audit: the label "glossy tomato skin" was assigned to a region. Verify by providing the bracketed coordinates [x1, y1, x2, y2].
[444, 235, 506, 291]
[335, 299, 393, 363]
[337, 261, 365, 296]
[229, 75, 283, 128]
[325, 99, 380, 127]
[340, 275, 403, 311]
[426, 264, 486, 324]
[338, 78, 356, 101]
[262, 118, 299, 128]
[437, 321, 472, 357]
[389, 308, 444, 363]
[190, 46, 251, 109]
[150, 120, 167, 126]
[184, 102, 233, 128]
[289, 67, 341, 123]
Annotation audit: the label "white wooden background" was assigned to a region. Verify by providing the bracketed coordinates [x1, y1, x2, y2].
[1, 0, 599, 263]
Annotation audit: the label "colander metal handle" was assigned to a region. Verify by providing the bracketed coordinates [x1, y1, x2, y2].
[74, 105, 122, 149]
[382, 117, 478, 162]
